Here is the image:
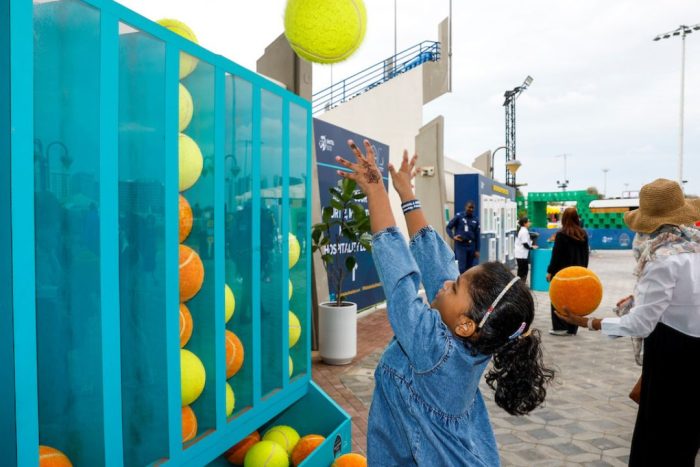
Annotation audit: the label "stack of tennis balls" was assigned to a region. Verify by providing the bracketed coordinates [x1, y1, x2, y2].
[235, 426, 326, 466]
[159, 18, 208, 444]
[288, 233, 302, 379]
[283, 0, 367, 64]
[225, 282, 241, 418]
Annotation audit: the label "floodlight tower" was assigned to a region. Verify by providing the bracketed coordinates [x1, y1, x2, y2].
[503, 75, 533, 187]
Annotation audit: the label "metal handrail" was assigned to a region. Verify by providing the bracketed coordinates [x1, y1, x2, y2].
[312, 41, 441, 114]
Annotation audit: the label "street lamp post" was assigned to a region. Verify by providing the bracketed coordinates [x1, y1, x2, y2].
[555, 153, 570, 191]
[653, 23, 700, 187]
[602, 168, 609, 198]
[503, 75, 533, 187]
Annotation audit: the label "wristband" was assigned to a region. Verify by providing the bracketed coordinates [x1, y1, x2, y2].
[401, 199, 421, 215]
[587, 318, 596, 331]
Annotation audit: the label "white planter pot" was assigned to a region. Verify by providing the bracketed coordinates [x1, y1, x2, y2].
[318, 301, 357, 365]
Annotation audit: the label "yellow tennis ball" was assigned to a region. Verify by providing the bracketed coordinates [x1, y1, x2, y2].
[157, 19, 199, 79]
[263, 425, 300, 457]
[289, 311, 301, 348]
[289, 233, 301, 269]
[179, 133, 203, 192]
[226, 382, 235, 417]
[284, 0, 367, 64]
[225, 284, 236, 323]
[288, 356, 294, 378]
[179, 83, 193, 132]
[181, 349, 206, 406]
[244, 441, 289, 467]
[288, 279, 293, 301]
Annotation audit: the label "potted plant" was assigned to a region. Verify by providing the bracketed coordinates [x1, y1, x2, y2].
[311, 177, 373, 365]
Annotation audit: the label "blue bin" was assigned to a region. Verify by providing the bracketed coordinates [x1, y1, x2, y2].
[530, 248, 552, 292]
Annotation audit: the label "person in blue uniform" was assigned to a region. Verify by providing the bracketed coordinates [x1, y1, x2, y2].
[335, 142, 554, 467]
[446, 201, 481, 273]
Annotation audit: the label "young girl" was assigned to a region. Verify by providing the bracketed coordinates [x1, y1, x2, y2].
[336, 140, 554, 466]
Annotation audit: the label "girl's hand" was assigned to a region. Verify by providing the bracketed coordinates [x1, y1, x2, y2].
[388, 150, 418, 201]
[335, 139, 384, 195]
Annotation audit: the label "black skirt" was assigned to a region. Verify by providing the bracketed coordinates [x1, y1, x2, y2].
[629, 322, 700, 466]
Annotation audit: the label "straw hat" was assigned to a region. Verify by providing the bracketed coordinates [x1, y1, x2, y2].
[624, 179, 700, 233]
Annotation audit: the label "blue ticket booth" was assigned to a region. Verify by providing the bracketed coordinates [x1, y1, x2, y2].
[3, 1, 350, 465]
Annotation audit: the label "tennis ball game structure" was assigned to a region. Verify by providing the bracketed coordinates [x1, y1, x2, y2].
[4, 1, 355, 465]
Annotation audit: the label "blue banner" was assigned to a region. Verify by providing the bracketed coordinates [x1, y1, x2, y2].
[313, 119, 389, 310]
[531, 227, 634, 250]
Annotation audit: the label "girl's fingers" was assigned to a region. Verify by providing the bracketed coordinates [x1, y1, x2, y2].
[347, 139, 366, 162]
[363, 139, 376, 164]
[335, 155, 356, 170]
[388, 163, 397, 177]
[337, 170, 357, 181]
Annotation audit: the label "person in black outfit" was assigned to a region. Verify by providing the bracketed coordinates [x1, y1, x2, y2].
[546, 207, 589, 335]
[446, 201, 480, 273]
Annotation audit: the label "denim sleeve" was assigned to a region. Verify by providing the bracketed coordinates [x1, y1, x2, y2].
[372, 227, 449, 370]
[408, 226, 459, 303]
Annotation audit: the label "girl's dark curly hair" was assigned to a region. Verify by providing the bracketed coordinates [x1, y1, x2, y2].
[462, 262, 555, 415]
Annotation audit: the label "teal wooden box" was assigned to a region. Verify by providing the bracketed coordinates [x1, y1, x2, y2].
[2, 0, 351, 465]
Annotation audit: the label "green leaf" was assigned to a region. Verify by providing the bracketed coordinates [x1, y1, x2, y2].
[322, 207, 333, 223]
[329, 187, 342, 198]
[341, 178, 356, 198]
[311, 229, 322, 244]
[349, 204, 365, 219]
[345, 256, 356, 272]
[330, 199, 344, 211]
[322, 254, 334, 264]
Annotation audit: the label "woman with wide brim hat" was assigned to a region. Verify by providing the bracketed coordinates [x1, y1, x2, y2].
[555, 178, 700, 467]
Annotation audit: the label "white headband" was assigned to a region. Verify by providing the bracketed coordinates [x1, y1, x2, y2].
[477, 276, 520, 329]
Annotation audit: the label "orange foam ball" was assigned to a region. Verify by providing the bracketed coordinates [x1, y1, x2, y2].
[291, 434, 325, 466]
[179, 303, 193, 348]
[179, 195, 193, 243]
[39, 445, 72, 467]
[549, 266, 603, 316]
[179, 244, 204, 301]
[226, 330, 244, 378]
[332, 453, 367, 467]
[224, 431, 261, 465]
[182, 405, 198, 443]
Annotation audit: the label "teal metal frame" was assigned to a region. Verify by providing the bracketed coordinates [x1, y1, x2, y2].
[5, 0, 350, 465]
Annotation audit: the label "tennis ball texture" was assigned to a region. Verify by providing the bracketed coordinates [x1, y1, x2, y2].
[549, 266, 603, 316]
[226, 382, 235, 417]
[289, 311, 301, 348]
[284, 0, 367, 64]
[289, 356, 294, 378]
[181, 349, 206, 406]
[179, 83, 193, 132]
[288, 233, 301, 269]
[179, 195, 193, 242]
[225, 431, 261, 465]
[244, 440, 289, 467]
[225, 284, 236, 323]
[179, 303, 193, 348]
[39, 446, 72, 467]
[263, 425, 300, 457]
[179, 244, 204, 301]
[156, 19, 199, 78]
[332, 453, 367, 467]
[289, 279, 293, 301]
[182, 405, 197, 443]
[291, 434, 325, 466]
[179, 133, 203, 192]
[225, 330, 244, 378]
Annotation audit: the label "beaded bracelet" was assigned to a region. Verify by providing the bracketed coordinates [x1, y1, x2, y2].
[401, 199, 421, 214]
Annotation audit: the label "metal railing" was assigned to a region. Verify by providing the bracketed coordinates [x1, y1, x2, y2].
[312, 41, 441, 114]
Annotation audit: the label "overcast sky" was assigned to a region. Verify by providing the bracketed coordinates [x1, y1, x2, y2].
[120, 0, 700, 198]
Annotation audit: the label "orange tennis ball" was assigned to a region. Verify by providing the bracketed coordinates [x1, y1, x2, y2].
[39, 446, 72, 467]
[291, 434, 325, 466]
[225, 431, 261, 465]
[179, 303, 193, 348]
[226, 330, 244, 378]
[179, 195, 193, 242]
[549, 266, 603, 316]
[332, 453, 367, 467]
[182, 405, 198, 443]
[179, 244, 204, 301]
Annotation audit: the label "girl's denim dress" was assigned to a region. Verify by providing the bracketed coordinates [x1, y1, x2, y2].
[367, 226, 500, 467]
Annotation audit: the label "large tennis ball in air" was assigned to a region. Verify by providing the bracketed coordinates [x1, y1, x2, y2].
[549, 266, 603, 316]
[157, 19, 199, 79]
[284, 0, 367, 64]
[179, 133, 203, 192]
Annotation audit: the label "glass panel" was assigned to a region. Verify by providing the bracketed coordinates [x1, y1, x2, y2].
[179, 54, 216, 436]
[33, 1, 104, 464]
[259, 90, 284, 396]
[225, 75, 254, 415]
[288, 103, 308, 379]
[0, 0, 16, 460]
[117, 23, 169, 465]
